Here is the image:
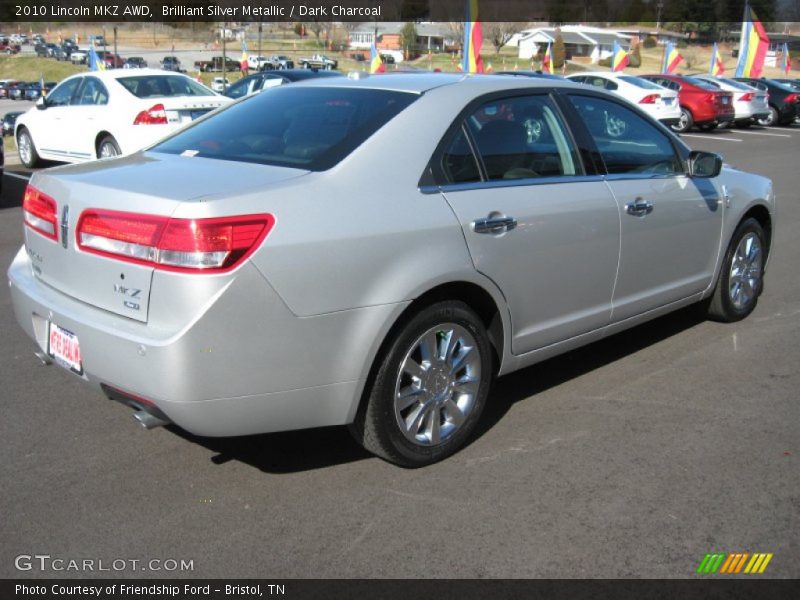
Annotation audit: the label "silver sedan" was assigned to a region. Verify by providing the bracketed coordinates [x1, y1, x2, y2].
[8, 74, 775, 466]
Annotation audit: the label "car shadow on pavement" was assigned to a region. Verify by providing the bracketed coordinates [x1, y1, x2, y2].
[473, 304, 708, 442]
[172, 304, 706, 474]
[170, 424, 373, 474]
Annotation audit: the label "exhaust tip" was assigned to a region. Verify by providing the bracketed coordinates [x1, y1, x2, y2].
[34, 350, 52, 365]
[133, 410, 169, 430]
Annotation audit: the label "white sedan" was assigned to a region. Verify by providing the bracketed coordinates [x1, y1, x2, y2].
[210, 77, 230, 92]
[15, 69, 231, 167]
[567, 72, 682, 127]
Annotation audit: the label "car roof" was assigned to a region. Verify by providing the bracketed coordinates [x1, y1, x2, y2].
[66, 68, 194, 82]
[287, 73, 584, 95]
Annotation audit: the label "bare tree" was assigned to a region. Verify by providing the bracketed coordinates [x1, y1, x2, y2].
[484, 22, 525, 55]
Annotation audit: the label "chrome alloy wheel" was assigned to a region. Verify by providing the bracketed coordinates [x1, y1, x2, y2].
[99, 141, 120, 159]
[393, 323, 482, 446]
[673, 110, 690, 132]
[18, 132, 33, 165]
[728, 232, 763, 310]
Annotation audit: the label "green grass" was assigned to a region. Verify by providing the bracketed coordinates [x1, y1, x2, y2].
[0, 56, 84, 83]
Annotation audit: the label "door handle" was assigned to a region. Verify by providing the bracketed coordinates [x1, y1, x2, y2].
[473, 216, 517, 234]
[625, 200, 654, 217]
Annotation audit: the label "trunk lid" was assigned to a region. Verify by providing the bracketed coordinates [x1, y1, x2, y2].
[24, 153, 307, 322]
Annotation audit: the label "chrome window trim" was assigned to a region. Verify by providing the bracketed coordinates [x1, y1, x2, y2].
[419, 174, 606, 195]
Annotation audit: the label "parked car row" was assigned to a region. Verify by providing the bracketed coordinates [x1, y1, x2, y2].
[0, 80, 57, 100]
[564, 72, 798, 132]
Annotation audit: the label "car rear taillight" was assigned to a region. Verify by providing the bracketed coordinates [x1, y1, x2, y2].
[785, 93, 799, 103]
[76, 210, 274, 273]
[739, 92, 754, 102]
[639, 94, 660, 104]
[133, 103, 168, 125]
[704, 93, 716, 103]
[22, 184, 58, 241]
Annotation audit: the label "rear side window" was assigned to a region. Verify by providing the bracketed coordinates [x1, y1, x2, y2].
[76, 77, 109, 106]
[117, 75, 213, 98]
[152, 87, 417, 171]
[568, 95, 683, 176]
[452, 95, 581, 182]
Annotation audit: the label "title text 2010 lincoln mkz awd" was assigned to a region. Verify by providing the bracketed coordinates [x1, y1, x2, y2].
[8, 74, 775, 466]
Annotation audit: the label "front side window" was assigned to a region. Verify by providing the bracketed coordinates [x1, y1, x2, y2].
[568, 94, 683, 176]
[152, 87, 417, 170]
[464, 95, 581, 181]
[46, 77, 81, 107]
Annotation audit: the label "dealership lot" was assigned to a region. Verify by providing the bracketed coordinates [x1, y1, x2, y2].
[1, 114, 798, 579]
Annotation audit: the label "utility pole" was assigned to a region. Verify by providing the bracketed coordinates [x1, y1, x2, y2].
[222, 22, 227, 89]
[113, 26, 117, 67]
[258, 22, 262, 59]
[656, 1, 664, 30]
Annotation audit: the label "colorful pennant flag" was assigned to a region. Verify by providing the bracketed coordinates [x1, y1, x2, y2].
[542, 43, 553, 74]
[462, 0, 484, 74]
[611, 40, 629, 72]
[782, 42, 792, 75]
[369, 42, 385, 74]
[240, 39, 249, 71]
[662, 42, 683, 74]
[710, 43, 725, 76]
[735, 3, 770, 78]
[88, 43, 104, 71]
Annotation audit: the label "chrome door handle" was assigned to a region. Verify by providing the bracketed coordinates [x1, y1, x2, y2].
[473, 216, 517, 234]
[625, 200, 654, 217]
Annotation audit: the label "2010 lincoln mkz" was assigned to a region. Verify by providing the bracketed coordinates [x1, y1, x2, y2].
[8, 74, 775, 466]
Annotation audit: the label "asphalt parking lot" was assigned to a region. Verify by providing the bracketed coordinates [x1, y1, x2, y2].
[1, 118, 798, 579]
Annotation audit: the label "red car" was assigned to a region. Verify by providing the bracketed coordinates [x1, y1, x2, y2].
[97, 51, 125, 69]
[641, 74, 735, 133]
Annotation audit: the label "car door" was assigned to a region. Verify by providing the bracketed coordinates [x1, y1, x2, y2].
[28, 76, 82, 159]
[565, 93, 723, 322]
[436, 93, 621, 355]
[69, 76, 110, 160]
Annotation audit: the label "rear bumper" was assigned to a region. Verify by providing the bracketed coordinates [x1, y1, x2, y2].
[8, 246, 405, 436]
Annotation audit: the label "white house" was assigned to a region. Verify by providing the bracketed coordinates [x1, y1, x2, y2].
[516, 26, 631, 63]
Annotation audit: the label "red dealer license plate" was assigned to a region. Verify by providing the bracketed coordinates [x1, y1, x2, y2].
[48, 322, 83, 375]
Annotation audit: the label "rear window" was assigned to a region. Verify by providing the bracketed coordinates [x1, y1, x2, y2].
[681, 76, 722, 91]
[117, 75, 213, 98]
[717, 78, 753, 91]
[151, 87, 418, 171]
[618, 76, 665, 90]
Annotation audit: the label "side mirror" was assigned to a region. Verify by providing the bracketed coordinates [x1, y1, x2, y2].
[35, 96, 46, 110]
[688, 150, 722, 178]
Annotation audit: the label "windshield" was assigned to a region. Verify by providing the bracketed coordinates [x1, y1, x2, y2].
[151, 86, 418, 171]
[117, 75, 214, 98]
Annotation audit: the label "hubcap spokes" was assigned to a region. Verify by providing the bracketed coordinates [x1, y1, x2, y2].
[19, 135, 31, 163]
[729, 232, 763, 310]
[394, 323, 481, 446]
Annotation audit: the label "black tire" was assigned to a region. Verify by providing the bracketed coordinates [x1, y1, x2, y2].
[97, 135, 121, 159]
[671, 107, 694, 133]
[16, 128, 41, 168]
[757, 106, 778, 127]
[707, 218, 766, 322]
[350, 300, 493, 467]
